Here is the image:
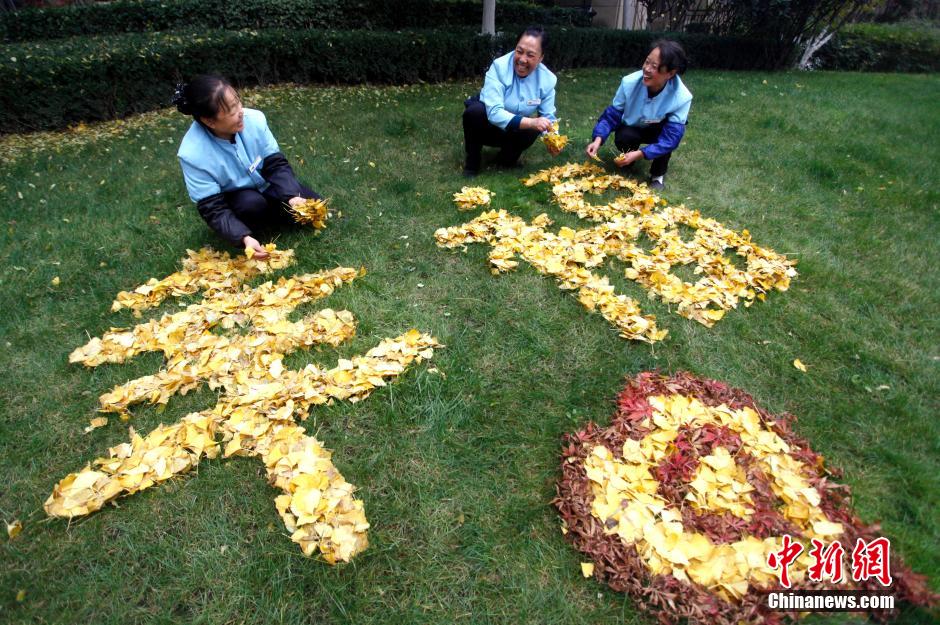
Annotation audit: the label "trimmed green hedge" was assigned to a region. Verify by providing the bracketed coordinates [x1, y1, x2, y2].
[0, 0, 592, 43]
[0, 27, 771, 133]
[541, 29, 772, 72]
[816, 21, 940, 72]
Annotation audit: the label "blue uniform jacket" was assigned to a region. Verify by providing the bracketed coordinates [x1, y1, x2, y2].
[592, 71, 693, 160]
[178, 108, 280, 202]
[177, 108, 305, 246]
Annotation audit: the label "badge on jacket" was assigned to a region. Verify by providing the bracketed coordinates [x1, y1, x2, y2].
[527, 98, 542, 106]
[248, 155, 262, 174]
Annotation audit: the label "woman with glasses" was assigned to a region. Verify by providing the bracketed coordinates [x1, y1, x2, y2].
[584, 40, 691, 191]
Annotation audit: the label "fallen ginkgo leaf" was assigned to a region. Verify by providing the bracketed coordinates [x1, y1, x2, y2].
[6, 519, 23, 540]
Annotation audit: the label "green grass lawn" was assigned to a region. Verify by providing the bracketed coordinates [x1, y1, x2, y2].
[0, 68, 938, 625]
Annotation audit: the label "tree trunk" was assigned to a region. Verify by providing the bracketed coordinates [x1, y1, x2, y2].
[797, 28, 835, 70]
[482, 0, 496, 35]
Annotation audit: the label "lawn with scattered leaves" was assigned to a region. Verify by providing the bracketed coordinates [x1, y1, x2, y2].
[1, 68, 938, 625]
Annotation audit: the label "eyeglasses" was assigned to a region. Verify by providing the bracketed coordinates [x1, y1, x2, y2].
[642, 58, 661, 72]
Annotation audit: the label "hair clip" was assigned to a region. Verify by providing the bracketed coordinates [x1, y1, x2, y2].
[171, 82, 186, 106]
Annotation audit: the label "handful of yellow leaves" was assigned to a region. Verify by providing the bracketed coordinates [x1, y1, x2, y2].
[541, 121, 568, 156]
[288, 197, 330, 230]
[453, 186, 493, 211]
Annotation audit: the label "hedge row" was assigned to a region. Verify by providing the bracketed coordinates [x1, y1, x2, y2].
[0, 27, 775, 133]
[536, 29, 773, 72]
[0, 0, 592, 43]
[816, 21, 940, 72]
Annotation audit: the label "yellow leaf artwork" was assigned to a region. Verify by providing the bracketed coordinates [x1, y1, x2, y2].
[48, 246, 441, 564]
[453, 186, 493, 211]
[583, 394, 844, 602]
[793, 359, 808, 372]
[436, 162, 797, 342]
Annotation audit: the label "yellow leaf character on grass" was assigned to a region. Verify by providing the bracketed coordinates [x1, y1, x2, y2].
[49, 248, 442, 564]
[436, 209, 665, 343]
[110, 246, 294, 314]
[793, 359, 808, 372]
[521, 162, 604, 186]
[440, 163, 797, 341]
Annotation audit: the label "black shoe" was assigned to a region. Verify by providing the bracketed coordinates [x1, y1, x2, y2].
[649, 177, 665, 191]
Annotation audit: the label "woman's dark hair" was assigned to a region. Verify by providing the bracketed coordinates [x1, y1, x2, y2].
[519, 25, 547, 54]
[171, 75, 235, 120]
[650, 39, 687, 74]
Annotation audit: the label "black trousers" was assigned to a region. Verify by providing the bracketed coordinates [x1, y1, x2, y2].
[615, 123, 671, 178]
[223, 183, 319, 237]
[462, 95, 541, 171]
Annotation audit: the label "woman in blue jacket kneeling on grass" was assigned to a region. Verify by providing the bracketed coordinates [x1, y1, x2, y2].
[173, 75, 320, 259]
[462, 25, 560, 177]
[584, 40, 692, 191]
